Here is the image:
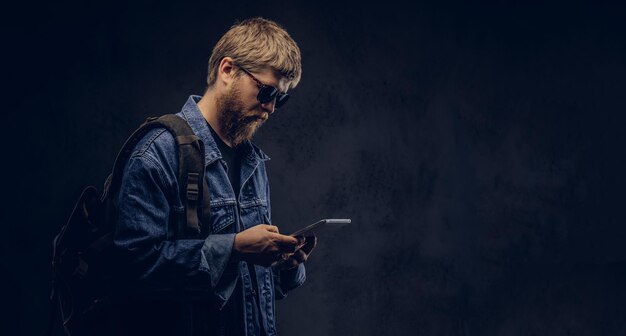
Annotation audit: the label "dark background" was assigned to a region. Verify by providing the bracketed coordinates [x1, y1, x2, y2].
[4, 1, 626, 335]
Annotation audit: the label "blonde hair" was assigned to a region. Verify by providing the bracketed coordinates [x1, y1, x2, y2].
[207, 17, 302, 89]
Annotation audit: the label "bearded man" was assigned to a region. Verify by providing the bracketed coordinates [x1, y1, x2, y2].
[112, 17, 315, 336]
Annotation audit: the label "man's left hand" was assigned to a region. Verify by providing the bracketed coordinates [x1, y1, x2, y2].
[274, 235, 317, 270]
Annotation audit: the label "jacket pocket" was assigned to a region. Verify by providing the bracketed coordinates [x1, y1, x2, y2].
[257, 204, 271, 224]
[238, 198, 270, 229]
[208, 202, 235, 233]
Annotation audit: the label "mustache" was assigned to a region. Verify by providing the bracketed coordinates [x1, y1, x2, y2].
[240, 111, 268, 123]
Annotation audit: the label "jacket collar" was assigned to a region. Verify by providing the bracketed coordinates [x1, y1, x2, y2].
[177, 95, 270, 166]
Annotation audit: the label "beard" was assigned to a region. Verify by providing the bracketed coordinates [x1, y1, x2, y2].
[215, 83, 267, 147]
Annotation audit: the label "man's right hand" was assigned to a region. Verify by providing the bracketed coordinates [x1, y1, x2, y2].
[233, 224, 299, 267]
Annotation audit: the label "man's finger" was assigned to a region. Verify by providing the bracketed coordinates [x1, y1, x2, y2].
[272, 233, 299, 252]
[294, 235, 306, 247]
[301, 235, 317, 254]
[294, 249, 308, 263]
[272, 233, 298, 245]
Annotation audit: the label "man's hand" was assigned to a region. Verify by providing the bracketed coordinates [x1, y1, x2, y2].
[274, 235, 317, 270]
[233, 224, 300, 267]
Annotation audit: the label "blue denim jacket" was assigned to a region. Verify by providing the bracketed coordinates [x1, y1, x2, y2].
[113, 95, 306, 336]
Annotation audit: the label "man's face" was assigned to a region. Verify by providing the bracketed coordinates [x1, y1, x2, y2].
[216, 68, 290, 146]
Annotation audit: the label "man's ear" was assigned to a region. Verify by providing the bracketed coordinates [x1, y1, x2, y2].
[217, 57, 237, 86]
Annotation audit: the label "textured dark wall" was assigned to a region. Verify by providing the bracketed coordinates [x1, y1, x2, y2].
[5, 1, 626, 335]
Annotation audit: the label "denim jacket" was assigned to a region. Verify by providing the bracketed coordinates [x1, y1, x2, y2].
[113, 95, 306, 336]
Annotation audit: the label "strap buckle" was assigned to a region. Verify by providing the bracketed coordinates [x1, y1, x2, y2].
[187, 173, 199, 201]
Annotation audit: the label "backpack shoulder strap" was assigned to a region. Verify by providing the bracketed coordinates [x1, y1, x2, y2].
[103, 114, 211, 237]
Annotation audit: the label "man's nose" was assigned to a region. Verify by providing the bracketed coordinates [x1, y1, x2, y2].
[261, 99, 276, 114]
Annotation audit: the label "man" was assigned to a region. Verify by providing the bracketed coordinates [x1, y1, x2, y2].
[113, 17, 315, 336]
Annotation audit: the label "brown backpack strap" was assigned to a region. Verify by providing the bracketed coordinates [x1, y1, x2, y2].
[103, 114, 211, 238]
[173, 132, 204, 237]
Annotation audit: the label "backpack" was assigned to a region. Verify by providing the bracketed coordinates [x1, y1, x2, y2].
[50, 114, 211, 335]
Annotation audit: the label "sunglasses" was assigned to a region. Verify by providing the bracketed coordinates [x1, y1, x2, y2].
[236, 65, 290, 109]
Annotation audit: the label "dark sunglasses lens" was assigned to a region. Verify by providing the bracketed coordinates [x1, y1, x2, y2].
[275, 94, 289, 108]
[258, 86, 278, 104]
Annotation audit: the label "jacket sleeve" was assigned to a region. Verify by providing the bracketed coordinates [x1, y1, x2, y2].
[272, 263, 306, 300]
[113, 132, 238, 308]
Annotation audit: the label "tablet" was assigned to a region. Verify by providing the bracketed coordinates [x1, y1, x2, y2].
[289, 218, 351, 237]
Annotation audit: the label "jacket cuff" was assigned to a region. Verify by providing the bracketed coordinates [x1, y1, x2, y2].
[273, 263, 306, 300]
[199, 233, 238, 308]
